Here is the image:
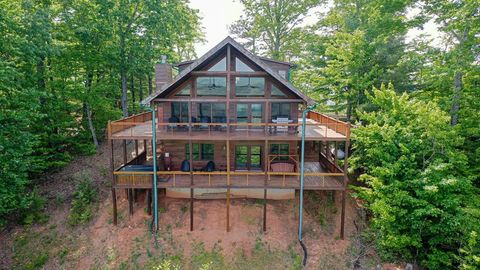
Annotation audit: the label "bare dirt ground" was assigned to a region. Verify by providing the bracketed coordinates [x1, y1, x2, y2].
[0, 141, 380, 270]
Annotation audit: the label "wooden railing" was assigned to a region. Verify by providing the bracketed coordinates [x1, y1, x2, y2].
[108, 111, 152, 138]
[113, 169, 343, 188]
[307, 111, 350, 137]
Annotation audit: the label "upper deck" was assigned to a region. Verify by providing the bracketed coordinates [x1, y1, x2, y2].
[108, 111, 350, 141]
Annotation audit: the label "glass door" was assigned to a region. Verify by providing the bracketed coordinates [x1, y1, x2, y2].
[235, 145, 262, 171]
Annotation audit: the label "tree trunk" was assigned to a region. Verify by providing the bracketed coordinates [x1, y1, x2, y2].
[139, 76, 143, 101]
[450, 71, 462, 126]
[86, 103, 99, 149]
[120, 30, 129, 117]
[148, 74, 153, 95]
[85, 71, 99, 149]
[131, 74, 135, 112]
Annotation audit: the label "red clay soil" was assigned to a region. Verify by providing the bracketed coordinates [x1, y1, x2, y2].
[0, 141, 361, 270]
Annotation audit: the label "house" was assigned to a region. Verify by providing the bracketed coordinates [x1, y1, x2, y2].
[107, 37, 350, 238]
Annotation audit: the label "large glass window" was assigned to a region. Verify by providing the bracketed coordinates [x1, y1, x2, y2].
[236, 103, 263, 123]
[235, 58, 254, 72]
[271, 103, 291, 120]
[197, 103, 226, 123]
[235, 77, 265, 96]
[207, 57, 226, 71]
[236, 104, 248, 123]
[196, 77, 226, 96]
[186, 143, 214, 161]
[171, 102, 189, 123]
[271, 144, 290, 161]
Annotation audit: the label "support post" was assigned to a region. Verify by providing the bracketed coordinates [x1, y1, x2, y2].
[109, 137, 117, 225]
[226, 140, 230, 232]
[263, 140, 268, 232]
[189, 140, 194, 231]
[340, 190, 346, 239]
[147, 189, 152, 215]
[128, 188, 134, 215]
[226, 188, 230, 232]
[135, 140, 139, 159]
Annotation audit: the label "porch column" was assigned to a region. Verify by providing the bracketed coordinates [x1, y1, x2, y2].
[110, 137, 117, 226]
[263, 140, 268, 232]
[226, 140, 231, 232]
[189, 139, 194, 231]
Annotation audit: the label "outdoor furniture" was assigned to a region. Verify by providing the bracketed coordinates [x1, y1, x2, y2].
[202, 161, 215, 172]
[270, 117, 293, 134]
[270, 162, 295, 173]
[180, 160, 190, 172]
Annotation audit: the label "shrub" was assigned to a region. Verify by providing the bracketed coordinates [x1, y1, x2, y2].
[67, 172, 97, 226]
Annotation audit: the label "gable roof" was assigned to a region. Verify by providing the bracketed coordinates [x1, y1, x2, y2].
[141, 36, 314, 105]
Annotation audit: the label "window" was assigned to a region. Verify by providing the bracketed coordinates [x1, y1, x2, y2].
[271, 103, 291, 120]
[197, 103, 226, 123]
[235, 58, 254, 72]
[271, 84, 287, 97]
[236, 103, 263, 124]
[271, 144, 290, 161]
[235, 77, 265, 96]
[175, 84, 191, 96]
[186, 143, 214, 161]
[196, 77, 227, 96]
[171, 102, 189, 123]
[207, 57, 226, 71]
[236, 104, 248, 123]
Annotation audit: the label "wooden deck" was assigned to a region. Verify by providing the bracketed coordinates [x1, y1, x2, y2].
[113, 162, 345, 190]
[110, 118, 347, 141]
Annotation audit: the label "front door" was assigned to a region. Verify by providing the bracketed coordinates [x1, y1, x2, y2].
[235, 145, 262, 171]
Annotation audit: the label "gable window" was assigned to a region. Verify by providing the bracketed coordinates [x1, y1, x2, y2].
[270, 144, 289, 161]
[235, 77, 265, 96]
[196, 77, 227, 96]
[186, 143, 214, 161]
[271, 103, 291, 121]
[235, 58, 254, 72]
[271, 84, 287, 97]
[207, 57, 226, 71]
[175, 84, 191, 96]
[171, 102, 189, 123]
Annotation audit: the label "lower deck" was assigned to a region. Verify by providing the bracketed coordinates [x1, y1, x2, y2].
[114, 162, 345, 190]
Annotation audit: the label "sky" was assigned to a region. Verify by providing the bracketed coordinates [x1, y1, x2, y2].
[188, 0, 441, 57]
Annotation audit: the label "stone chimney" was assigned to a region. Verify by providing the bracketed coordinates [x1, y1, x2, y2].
[155, 55, 172, 90]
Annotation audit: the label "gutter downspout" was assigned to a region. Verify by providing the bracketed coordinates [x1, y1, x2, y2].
[299, 103, 317, 267]
[142, 105, 158, 233]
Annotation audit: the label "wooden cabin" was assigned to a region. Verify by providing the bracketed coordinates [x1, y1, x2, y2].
[107, 37, 350, 238]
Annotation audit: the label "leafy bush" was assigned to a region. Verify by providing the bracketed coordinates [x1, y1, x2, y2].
[351, 85, 480, 268]
[67, 172, 97, 226]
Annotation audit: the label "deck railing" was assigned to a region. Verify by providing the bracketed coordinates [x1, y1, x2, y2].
[108, 114, 350, 140]
[113, 169, 344, 189]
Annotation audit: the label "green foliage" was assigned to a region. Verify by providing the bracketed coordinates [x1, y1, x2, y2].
[0, 0, 202, 224]
[67, 172, 97, 226]
[230, 0, 320, 60]
[351, 85, 480, 268]
[459, 231, 480, 270]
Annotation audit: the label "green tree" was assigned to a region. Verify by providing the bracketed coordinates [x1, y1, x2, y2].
[351, 84, 480, 268]
[230, 0, 320, 61]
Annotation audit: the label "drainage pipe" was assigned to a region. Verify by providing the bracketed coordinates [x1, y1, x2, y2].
[299, 103, 317, 266]
[142, 105, 158, 233]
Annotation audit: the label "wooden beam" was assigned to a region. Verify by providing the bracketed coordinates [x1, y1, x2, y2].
[128, 188, 134, 215]
[340, 190, 346, 240]
[123, 139, 127, 164]
[189, 139, 194, 231]
[263, 140, 268, 232]
[147, 189, 152, 215]
[153, 98, 304, 103]
[110, 139, 117, 226]
[226, 188, 230, 232]
[135, 140, 139, 160]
